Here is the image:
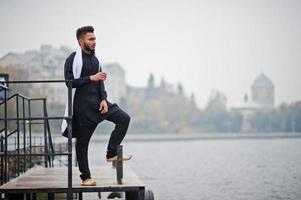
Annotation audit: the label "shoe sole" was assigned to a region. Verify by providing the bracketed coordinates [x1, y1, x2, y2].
[81, 183, 96, 186]
[106, 155, 132, 162]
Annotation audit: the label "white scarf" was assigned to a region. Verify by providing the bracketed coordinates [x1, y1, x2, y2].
[61, 49, 101, 134]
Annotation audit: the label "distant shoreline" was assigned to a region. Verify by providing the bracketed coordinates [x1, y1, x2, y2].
[90, 132, 301, 143]
[17, 132, 301, 144]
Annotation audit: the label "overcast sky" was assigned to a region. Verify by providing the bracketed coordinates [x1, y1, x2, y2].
[0, 0, 300, 108]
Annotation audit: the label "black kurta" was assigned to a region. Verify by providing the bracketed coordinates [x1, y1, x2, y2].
[64, 50, 118, 137]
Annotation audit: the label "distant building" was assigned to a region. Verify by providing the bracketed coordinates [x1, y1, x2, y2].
[0, 53, 26, 67]
[251, 73, 275, 108]
[0, 45, 188, 109]
[102, 63, 126, 104]
[159, 77, 176, 94]
[233, 73, 275, 132]
[127, 74, 184, 103]
[0, 46, 69, 104]
[0, 45, 129, 105]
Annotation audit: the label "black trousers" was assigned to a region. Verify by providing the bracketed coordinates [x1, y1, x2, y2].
[75, 107, 130, 181]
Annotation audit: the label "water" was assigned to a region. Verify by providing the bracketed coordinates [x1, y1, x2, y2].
[86, 136, 301, 200]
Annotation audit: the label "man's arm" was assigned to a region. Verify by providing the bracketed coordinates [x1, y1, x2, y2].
[99, 80, 107, 101]
[98, 65, 108, 113]
[64, 53, 90, 88]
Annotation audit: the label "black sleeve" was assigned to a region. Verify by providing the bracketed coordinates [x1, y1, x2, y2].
[99, 80, 107, 101]
[64, 53, 90, 88]
[99, 65, 107, 101]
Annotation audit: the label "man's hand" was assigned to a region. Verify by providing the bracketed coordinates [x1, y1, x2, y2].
[90, 72, 107, 81]
[99, 100, 108, 114]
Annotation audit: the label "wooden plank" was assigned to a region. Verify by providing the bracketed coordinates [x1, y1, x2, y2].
[0, 166, 145, 193]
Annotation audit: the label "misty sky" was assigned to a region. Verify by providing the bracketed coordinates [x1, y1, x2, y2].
[0, 0, 300, 108]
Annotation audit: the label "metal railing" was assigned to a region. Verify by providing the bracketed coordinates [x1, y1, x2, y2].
[0, 93, 55, 175]
[0, 80, 74, 200]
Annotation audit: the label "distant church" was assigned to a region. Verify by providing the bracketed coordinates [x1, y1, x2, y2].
[239, 73, 275, 110]
[233, 73, 275, 132]
[251, 73, 275, 108]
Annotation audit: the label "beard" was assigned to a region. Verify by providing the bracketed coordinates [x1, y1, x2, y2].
[83, 42, 95, 52]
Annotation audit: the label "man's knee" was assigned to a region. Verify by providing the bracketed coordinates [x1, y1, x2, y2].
[121, 112, 131, 125]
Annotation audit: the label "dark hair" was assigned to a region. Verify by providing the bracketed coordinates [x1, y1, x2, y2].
[76, 26, 94, 40]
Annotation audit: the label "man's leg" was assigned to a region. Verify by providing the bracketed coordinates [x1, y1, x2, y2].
[105, 107, 131, 159]
[75, 124, 97, 181]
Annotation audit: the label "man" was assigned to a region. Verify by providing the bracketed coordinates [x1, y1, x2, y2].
[62, 26, 132, 186]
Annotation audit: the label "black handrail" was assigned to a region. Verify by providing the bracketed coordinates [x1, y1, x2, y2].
[0, 80, 73, 200]
[0, 92, 54, 174]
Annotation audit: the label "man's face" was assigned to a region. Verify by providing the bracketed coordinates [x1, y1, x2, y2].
[79, 32, 96, 51]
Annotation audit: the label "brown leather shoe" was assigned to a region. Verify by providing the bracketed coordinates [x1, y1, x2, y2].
[81, 179, 96, 186]
[106, 155, 133, 162]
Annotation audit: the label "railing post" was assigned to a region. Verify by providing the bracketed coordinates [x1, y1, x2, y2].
[28, 100, 32, 168]
[67, 82, 73, 200]
[43, 99, 48, 168]
[4, 87, 8, 183]
[116, 145, 123, 184]
[0, 135, 3, 185]
[45, 104, 55, 167]
[22, 97, 26, 172]
[16, 94, 20, 176]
